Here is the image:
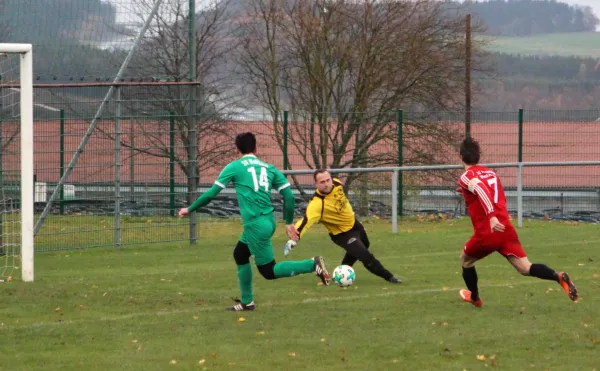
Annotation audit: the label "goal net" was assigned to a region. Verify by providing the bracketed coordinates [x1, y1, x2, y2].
[0, 43, 34, 282]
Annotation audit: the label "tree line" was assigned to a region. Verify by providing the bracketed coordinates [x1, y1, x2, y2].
[494, 53, 600, 80]
[449, 0, 599, 36]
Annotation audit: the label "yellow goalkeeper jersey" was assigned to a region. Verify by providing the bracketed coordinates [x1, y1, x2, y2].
[295, 178, 356, 237]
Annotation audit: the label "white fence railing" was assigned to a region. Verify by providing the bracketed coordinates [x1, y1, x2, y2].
[283, 161, 600, 233]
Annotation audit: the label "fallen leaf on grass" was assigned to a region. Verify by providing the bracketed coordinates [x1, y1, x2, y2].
[103, 292, 108, 297]
[442, 322, 448, 327]
[237, 317, 246, 323]
[256, 331, 265, 335]
[170, 360, 177, 364]
[209, 353, 216, 358]
[193, 316, 199, 320]
[130, 339, 138, 343]
[476, 355, 486, 361]
[593, 274, 599, 279]
[320, 338, 325, 342]
[55, 307, 61, 312]
[288, 352, 296, 357]
[6, 276, 12, 282]
[198, 359, 206, 365]
[78, 305, 85, 310]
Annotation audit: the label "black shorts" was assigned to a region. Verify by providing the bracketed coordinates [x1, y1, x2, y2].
[329, 219, 370, 250]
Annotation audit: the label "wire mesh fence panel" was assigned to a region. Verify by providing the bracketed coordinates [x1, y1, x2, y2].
[10, 85, 600, 252]
[30, 84, 202, 251]
[0, 50, 22, 279]
[521, 111, 600, 217]
[521, 166, 600, 222]
[283, 111, 399, 171]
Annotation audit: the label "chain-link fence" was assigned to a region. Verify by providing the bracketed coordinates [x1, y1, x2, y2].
[2, 83, 599, 251]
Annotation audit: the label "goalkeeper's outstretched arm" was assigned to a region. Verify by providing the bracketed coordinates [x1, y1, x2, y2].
[293, 198, 322, 240]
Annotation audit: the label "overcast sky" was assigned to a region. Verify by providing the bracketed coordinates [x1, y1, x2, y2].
[110, 0, 600, 31]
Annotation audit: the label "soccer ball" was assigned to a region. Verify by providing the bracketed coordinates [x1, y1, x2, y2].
[332, 265, 356, 287]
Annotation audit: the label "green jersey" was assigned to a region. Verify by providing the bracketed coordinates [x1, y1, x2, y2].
[213, 155, 291, 222]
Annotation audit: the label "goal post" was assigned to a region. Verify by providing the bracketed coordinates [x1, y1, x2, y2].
[0, 43, 34, 282]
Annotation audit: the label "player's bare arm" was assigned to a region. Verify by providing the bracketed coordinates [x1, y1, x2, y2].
[489, 216, 505, 232]
[178, 207, 189, 217]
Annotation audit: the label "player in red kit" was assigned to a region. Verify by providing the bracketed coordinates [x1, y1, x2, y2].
[456, 137, 578, 307]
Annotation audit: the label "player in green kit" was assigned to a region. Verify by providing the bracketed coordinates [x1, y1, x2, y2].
[179, 132, 331, 311]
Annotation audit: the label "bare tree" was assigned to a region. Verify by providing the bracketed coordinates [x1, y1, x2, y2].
[105, 0, 242, 186]
[238, 0, 491, 195]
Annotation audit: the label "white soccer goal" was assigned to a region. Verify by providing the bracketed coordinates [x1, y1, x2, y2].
[0, 43, 34, 282]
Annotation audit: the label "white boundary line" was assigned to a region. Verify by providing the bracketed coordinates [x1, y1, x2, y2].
[4, 280, 561, 330]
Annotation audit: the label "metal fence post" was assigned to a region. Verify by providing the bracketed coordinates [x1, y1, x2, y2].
[397, 110, 403, 218]
[59, 109, 65, 215]
[517, 109, 524, 228]
[0, 119, 3, 245]
[391, 170, 398, 233]
[517, 163, 523, 228]
[189, 85, 198, 244]
[169, 112, 176, 216]
[518, 108, 523, 162]
[283, 111, 289, 170]
[114, 86, 121, 250]
[129, 122, 135, 201]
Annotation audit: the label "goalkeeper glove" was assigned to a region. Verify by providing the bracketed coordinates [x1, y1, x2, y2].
[283, 240, 297, 257]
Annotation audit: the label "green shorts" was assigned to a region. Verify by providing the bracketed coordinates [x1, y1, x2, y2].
[239, 214, 277, 266]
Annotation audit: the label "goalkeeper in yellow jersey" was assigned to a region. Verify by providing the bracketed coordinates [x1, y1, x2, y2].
[285, 169, 402, 284]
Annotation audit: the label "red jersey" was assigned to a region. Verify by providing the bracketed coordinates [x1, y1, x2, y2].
[458, 165, 511, 236]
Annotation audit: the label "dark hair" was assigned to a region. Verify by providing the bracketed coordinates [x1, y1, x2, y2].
[313, 169, 330, 181]
[460, 136, 481, 165]
[235, 132, 257, 154]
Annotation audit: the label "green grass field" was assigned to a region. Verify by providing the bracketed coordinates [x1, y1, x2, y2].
[485, 32, 600, 58]
[1, 218, 599, 370]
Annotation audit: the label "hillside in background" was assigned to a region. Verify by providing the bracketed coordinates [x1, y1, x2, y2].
[461, 1, 600, 109]
[485, 32, 600, 58]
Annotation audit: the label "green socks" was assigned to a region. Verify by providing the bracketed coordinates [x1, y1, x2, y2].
[273, 259, 314, 278]
[237, 263, 253, 305]
[237, 259, 315, 304]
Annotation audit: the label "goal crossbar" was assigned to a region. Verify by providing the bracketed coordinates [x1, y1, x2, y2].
[0, 43, 32, 54]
